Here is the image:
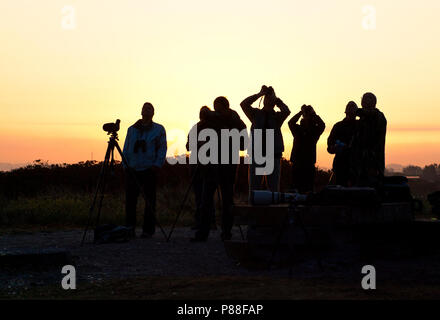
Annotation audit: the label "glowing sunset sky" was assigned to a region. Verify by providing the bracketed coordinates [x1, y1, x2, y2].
[1, 0, 439, 168]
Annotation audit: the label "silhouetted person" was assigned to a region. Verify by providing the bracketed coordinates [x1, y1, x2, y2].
[186, 106, 216, 230]
[240, 85, 291, 196]
[350, 92, 387, 187]
[327, 101, 358, 186]
[192, 97, 246, 242]
[288, 105, 325, 193]
[123, 102, 167, 238]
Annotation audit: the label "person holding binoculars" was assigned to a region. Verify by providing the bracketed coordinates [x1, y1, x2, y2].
[288, 104, 325, 193]
[240, 85, 291, 199]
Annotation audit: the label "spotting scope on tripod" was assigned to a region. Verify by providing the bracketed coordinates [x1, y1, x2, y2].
[81, 119, 166, 245]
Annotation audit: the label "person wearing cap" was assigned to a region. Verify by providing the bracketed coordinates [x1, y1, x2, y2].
[123, 102, 167, 238]
[288, 105, 325, 193]
[327, 101, 359, 186]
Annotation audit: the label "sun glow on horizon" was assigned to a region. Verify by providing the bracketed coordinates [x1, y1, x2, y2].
[1, 0, 439, 167]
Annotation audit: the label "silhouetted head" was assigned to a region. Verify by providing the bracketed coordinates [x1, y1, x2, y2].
[300, 105, 316, 127]
[361, 92, 377, 109]
[301, 105, 315, 119]
[345, 101, 358, 120]
[263, 86, 276, 110]
[214, 96, 230, 115]
[142, 102, 154, 122]
[199, 106, 210, 121]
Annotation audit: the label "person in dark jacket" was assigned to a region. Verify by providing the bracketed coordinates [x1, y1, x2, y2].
[350, 92, 387, 187]
[288, 105, 325, 193]
[327, 101, 358, 186]
[186, 106, 216, 230]
[240, 85, 291, 196]
[192, 97, 247, 242]
[123, 102, 167, 238]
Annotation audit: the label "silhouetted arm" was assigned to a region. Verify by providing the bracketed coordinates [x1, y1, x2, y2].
[154, 126, 167, 168]
[275, 98, 291, 125]
[327, 124, 338, 154]
[229, 110, 247, 151]
[186, 123, 198, 152]
[240, 93, 262, 122]
[313, 115, 326, 139]
[288, 111, 302, 136]
[122, 127, 133, 169]
[231, 110, 247, 131]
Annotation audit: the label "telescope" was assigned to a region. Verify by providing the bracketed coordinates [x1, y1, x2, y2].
[250, 190, 308, 206]
[102, 119, 120, 134]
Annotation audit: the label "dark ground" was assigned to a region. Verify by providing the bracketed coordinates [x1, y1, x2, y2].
[1, 226, 440, 299]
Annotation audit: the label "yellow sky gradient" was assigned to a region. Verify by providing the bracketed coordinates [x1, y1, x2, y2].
[1, 0, 439, 168]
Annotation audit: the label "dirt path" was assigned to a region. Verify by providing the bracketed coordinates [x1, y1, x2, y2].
[1, 227, 440, 299]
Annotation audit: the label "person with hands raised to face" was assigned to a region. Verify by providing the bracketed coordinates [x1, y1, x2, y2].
[240, 85, 291, 200]
[288, 104, 325, 193]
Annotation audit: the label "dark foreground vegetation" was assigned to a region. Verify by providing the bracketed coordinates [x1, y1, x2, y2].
[0, 159, 438, 230]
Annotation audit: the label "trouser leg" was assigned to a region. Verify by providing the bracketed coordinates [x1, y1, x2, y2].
[141, 169, 157, 235]
[291, 163, 301, 192]
[335, 168, 350, 187]
[248, 162, 264, 202]
[193, 170, 203, 229]
[292, 163, 315, 193]
[306, 165, 316, 193]
[219, 181, 234, 238]
[266, 157, 281, 192]
[125, 171, 140, 228]
[195, 178, 217, 240]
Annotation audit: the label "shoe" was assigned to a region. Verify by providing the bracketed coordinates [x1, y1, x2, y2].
[140, 232, 153, 239]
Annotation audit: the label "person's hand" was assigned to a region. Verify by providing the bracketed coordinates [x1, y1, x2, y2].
[335, 140, 346, 153]
[258, 85, 268, 97]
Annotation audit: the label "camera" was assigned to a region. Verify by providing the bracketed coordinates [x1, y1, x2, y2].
[102, 119, 121, 134]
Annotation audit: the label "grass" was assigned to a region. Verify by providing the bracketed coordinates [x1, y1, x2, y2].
[0, 186, 204, 230]
[0, 160, 437, 230]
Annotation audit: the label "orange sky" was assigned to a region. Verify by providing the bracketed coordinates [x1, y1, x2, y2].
[1, 1, 439, 168]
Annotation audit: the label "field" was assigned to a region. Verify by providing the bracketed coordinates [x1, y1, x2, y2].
[1, 160, 439, 300]
[1, 159, 437, 230]
[0, 159, 336, 229]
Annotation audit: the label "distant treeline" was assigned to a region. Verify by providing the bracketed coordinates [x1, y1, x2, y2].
[1, 159, 439, 199]
[386, 163, 440, 182]
[0, 158, 332, 199]
[0, 159, 438, 228]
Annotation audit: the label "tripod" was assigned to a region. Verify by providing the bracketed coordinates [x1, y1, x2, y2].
[167, 164, 243, 242]
[81, 130, 167, 246]
[167, 164, 199, 242]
